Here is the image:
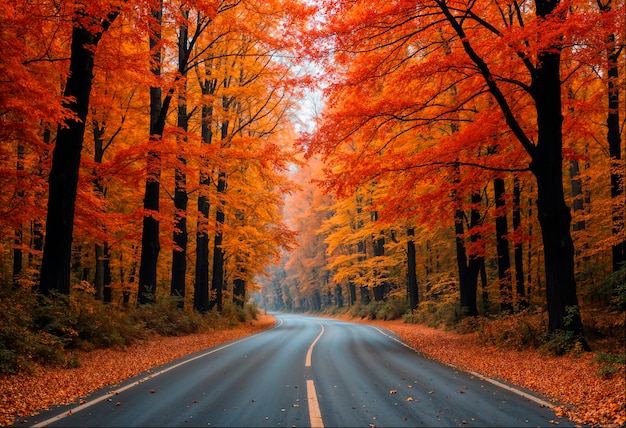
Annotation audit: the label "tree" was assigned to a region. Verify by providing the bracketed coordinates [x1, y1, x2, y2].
[40, 3, 120, 296]
[301, 0, 621, 340]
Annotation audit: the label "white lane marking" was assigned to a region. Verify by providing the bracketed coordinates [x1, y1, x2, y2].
[306, 379, 324, 428]
[305, 323, 325, 367]
[367, 325, 554, 409]
[33, 319, 283, 427]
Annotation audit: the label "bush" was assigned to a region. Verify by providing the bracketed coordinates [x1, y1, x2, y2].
[403, 299, 462, 328]
[346, 298, 409, 320]
[221, 301, 261, 324]
[475, 309, 544, 350]
[592, 352, 626, 378]
[0, 288, 69, 374]
[0, 283, 262, 375]
[135, 294, 207, 336]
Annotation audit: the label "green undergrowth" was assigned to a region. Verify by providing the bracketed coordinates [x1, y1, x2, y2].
[0, 285, 259, 375]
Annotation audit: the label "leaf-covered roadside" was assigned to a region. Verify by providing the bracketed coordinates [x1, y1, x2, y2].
[364, 319, 625, 427]
[0, 314, 276, 427]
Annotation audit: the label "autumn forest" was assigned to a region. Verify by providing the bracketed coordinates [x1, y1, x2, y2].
[0, 0, 624, 396]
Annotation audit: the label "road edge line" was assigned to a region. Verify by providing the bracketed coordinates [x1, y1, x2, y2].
[32, 320, 282, 427]
[367, 325, 554, 410]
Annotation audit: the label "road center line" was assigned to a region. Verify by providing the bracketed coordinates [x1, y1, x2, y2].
[305, 323, 324, 367]
[304, 323, 325, 427]
[306, 379, 324, 428]
[32, 319, 282, 427]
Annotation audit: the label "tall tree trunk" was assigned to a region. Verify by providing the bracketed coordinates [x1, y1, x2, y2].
[102, 242, 112, 303]
[512, 176, 527, 307]
[194, 70, 216, 312]
[601, 7, 625, 273]
[13, 144, 24, 288]
[39, 10, 117, 295]
[442, 0, 585, 339]
[406, 228, 419, 311]
[372, 227, 385, 302]
[30, 128, 49, 271]
[454, 198, 482, 317]
[529, 10, 585, 340]
[452, 164, 481, 317]
[233, 261, 246, 307]
[138, 1, 173, 305]
[210, 171, 227, 312]
[335, 283, 344, 308]
[356, 193, 369, 304]
[493, 177, 513, 312]
[170, 14, 190, 306]
[348, 281, 357, 305]
[92, 120, 115, 301]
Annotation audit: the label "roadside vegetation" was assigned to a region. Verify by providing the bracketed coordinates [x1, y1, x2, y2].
[0, 285, 260, 377]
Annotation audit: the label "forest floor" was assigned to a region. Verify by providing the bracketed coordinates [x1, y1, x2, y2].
[1, 313, 624, 427]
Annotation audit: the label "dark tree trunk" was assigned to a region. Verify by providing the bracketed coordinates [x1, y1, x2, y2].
[195, 76, 216, 312]
[407, 228, 419, 310]
[233, 278, 246, 307]
[170, 16, 190, 307]
[452, 164, 481, 317]
[311, 290, 321, 311]
[92, 120, 114, 301]
[372, 232, 385, 302]
[348, 281, 357, 305]
[335, 283, 344, 308]
[529, 14, 585, 340]
[454, 203, 481, 317]
[39, 11, 117, 295]
[138, 1, 173, 305]
[30, 129, 48, 271]
[94, 243, 105, 300]
[493, 177, 513, 312]
[480, 258, 489, 313]
[443, 0, 585, 339]
[13, 144, 24, 288]
[194, 115, 212, 312]
[512, 176, 527, 307]
[210, 171, 227, 312]
[102, 242, 112, 303]
[604, 25, 625, 273]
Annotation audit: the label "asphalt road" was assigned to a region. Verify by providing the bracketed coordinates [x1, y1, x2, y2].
[28, 313, 577, 427]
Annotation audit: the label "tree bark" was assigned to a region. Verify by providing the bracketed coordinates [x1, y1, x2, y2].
[195, 99, 214, 312]
[406, 228, 419, 310]
[39, 11, 117, 296]
[603, 17, 625, 273]
[138, 1, 172, 305]
[512, 176, 527, 307]
[493, 177, 513, 312]
[452, 164, 481, 317]
[170, 15, 190, 306]
[529, 16, 585, 339]
[210, 171, 227, 312]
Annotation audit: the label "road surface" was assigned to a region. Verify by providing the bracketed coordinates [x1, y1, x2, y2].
[28, 313, 577, 427]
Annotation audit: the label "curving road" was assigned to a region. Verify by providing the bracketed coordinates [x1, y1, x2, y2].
[28, 314, 577, 427]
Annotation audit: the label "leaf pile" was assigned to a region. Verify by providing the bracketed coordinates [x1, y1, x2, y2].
[0, 315, 275, 426]
[364, 318, 625, 427]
